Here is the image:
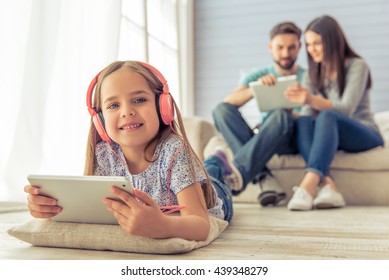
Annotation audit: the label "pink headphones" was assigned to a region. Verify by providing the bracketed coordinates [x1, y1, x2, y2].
[86, 61, 175, 143]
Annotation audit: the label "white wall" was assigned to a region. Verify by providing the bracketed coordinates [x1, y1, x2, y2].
[194, 0, 389, 126]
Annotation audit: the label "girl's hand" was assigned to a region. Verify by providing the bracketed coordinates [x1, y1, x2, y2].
[24, 185, 62, 218]
[285, 84, 311, 105]
[103, 187, 169, 238]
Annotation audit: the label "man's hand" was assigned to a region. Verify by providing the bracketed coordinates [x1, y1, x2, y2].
[259, 74, 277, 86]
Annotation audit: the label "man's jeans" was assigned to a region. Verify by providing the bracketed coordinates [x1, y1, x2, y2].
[295, 110, 384, 180]
[212, 103, 297, 190]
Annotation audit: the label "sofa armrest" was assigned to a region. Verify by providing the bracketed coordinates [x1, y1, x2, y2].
[183, 116, 218, 161]
[374, 111, 389, 144]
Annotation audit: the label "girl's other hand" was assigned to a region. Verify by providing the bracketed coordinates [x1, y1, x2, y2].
[104, 187, 168, 238]
[24, 185, 62, 218]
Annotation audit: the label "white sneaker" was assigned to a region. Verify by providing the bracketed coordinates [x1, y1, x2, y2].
[313, 184, 346, 209]
[287, 186, 313, 211]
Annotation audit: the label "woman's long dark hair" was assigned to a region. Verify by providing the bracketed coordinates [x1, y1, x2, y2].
[305, 15, 371, 97]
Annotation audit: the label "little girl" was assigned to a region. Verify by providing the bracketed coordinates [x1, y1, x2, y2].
[24, 60, 234, 241]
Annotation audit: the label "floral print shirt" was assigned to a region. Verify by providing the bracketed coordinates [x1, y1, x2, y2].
[94, 134, 224, 219]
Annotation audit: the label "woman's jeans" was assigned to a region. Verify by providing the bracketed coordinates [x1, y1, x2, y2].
[295, 110, 384, 180]
[212, 102, 297, 188]
[203, 155, 233, 222]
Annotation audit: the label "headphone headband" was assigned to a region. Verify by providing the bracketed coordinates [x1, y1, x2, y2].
[86, 71, 101, 117]
[137, 61, 170, 95]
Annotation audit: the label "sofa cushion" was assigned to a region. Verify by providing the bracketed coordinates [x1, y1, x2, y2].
[183, 116, 218, 161]
[267, 146, 389, 171]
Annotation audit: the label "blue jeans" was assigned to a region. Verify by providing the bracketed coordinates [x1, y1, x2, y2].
[212, 103, 297, 191]
[295, 110, 384, 180]
[203, 155, 233, 222]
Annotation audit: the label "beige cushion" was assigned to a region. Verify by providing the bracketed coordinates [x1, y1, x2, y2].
[183, 116, 218, 161]
[267, 146, 389, 171]
[7, 215, 228, 254]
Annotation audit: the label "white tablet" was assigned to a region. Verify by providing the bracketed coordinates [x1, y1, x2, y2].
[249, 75, 300, 112]
[27, 174, 134, 225]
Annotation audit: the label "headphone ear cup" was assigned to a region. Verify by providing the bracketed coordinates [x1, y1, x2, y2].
[159, 92, 175, 125]
[92, 112, 111, 143]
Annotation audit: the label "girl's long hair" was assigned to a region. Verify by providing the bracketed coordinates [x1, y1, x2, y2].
[84, 61, 216, 209]
[305, 15, 371, 97]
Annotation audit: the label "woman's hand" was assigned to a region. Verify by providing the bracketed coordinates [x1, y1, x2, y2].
[24, 185, 62, 218]
[103, 187, 169, 238]
[285, 84, 311, 105]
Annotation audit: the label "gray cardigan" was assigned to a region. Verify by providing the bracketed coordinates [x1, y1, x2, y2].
[301, 57, 379, 132]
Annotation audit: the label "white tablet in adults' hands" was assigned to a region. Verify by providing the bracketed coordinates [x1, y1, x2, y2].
[249, 75, 300, 112]
[27, 175, 134, 225]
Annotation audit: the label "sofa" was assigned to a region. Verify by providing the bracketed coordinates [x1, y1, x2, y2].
[183, 110, 389, 206]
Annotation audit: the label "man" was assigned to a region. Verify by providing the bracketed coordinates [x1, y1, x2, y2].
[212, 21, 305, 206]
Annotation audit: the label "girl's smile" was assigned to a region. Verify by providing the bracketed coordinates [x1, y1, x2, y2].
[119, 122, 143, 131]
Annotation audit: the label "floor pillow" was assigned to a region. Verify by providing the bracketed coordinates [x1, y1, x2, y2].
[7, 215, 228, 254]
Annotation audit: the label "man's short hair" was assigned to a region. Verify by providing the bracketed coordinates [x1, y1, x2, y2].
[269, 22, 302, 40]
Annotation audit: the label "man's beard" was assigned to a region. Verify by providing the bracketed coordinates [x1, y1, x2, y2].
[275, 57, 296, 70]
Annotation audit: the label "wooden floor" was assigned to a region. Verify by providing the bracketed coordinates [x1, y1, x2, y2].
[1, 203, 389, 260]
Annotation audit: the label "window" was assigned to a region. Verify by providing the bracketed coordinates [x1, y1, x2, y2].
[0, 0, 194, 200]
[118, 0, 181, 106]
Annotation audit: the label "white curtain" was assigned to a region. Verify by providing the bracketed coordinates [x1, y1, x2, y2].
[0, 0, 123, 200]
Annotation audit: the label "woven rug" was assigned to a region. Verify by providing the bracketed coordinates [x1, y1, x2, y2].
[0, 201, 28, 213]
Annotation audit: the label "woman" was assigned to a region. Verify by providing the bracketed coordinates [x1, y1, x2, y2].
[285, 15, 384, 211]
